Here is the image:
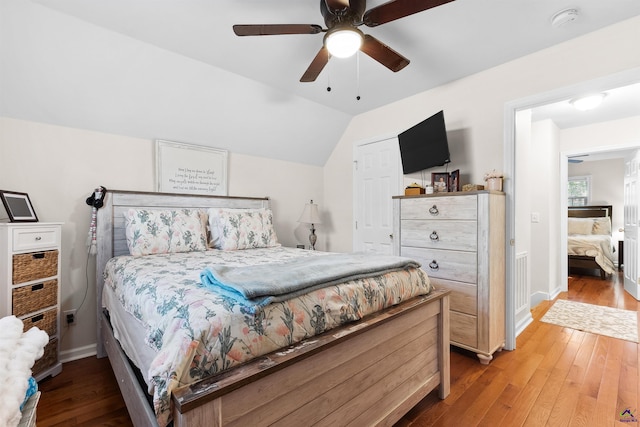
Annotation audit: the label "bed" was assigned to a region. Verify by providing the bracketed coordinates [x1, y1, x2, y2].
[95, 190, 451, 427]
[567, 205, 616, 279]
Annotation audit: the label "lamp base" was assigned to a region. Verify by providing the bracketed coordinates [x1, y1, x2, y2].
[309, 225, 317, 250]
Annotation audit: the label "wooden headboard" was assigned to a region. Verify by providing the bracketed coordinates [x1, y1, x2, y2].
[568, 205, 612, 219]
[95, 189, 270, 357]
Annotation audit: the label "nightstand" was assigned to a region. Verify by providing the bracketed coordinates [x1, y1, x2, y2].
[0, 223, 63, 380]
[619, 240, 623, 270]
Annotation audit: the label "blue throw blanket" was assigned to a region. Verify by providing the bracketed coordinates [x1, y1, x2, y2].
[200, 253, 421, 312]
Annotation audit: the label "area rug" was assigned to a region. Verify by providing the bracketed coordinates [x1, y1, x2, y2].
[541, 299, 638, 343]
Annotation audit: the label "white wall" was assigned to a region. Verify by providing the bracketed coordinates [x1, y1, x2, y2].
[0, 117, 323, 359]
[529, 120, 561, 302]
[323, 16, 640, 253]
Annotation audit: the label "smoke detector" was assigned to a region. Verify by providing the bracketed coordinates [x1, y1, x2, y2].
[551, 8, 579, 28]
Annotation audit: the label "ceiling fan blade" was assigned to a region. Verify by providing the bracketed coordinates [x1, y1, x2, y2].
[233, 24, 323, 36]
[360, 34, 409, 72]
[349, 0, 367, 18]
[363, 0, 454, 27]
[300, 47, 330, 82]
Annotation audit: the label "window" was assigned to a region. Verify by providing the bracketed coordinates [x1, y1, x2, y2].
[568, 175, 590, 206]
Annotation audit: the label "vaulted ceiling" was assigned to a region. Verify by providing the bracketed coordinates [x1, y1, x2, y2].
[2, 0, 639, 166]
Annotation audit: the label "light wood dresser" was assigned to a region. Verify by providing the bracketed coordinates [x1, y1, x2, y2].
[0, 222, 63, 379]
[393, 191, 505, 364]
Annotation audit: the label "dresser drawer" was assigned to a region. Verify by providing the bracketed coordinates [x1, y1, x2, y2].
[401, 196, 477, 220]
[13, 227, 61, 252]
[430, 278, 477, 316]
[401, 246, 477, 283]
[22, 307, 58, 337]
[32, 338, 58, 376]
[12, 280, 58, 317]
[12, 250, 58, 284]
[401, 219, 477, 251]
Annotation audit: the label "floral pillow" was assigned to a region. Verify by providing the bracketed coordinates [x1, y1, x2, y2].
[208, 208, 279, 250]
[125, 209, 208, 256]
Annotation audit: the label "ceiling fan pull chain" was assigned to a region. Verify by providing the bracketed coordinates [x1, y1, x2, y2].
[356, 52, 361, 101]
[327, 52, 332, 92]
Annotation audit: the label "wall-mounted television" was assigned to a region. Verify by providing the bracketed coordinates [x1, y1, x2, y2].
[398, 110, 450, 174]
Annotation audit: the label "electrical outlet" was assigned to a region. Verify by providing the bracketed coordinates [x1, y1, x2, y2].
[64, 309, 77, 325]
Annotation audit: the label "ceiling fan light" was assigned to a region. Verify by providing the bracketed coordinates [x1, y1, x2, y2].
[325, 28, 363, 58]
[570, 93, 606, 111]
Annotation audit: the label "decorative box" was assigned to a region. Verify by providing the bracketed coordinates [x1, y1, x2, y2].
[462, 184, 485, 192]
[405, 187, 425, 196]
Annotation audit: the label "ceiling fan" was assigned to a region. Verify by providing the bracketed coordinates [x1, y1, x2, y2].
[233, 0, 454, 82]
[568, 154, 589, 163]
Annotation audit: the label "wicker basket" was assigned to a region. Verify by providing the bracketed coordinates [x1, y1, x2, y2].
[22, 307, 57, 337]
[12, 250, 58, 284]
[33, 338, 57, 375]
[12, 280, 58, 317]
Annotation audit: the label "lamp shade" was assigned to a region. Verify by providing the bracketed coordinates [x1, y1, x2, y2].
[298, 200, 321, 224]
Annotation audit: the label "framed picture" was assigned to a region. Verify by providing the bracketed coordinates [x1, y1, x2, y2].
[449, 169, 460, 192]
[156, 140, 228, 196]
[431, 172, 449, 193]
[0, 190, 38, 222]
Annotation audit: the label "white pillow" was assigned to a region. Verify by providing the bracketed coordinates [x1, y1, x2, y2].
[592, 217, 612, 235]
[124, 209, 208, 256]
[208, 208, 279, 250]
[567, 217, 593, 235]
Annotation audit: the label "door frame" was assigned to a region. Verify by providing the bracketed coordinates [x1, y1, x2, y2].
[503, 67, 640, 350]
[352, 133, 404, 251]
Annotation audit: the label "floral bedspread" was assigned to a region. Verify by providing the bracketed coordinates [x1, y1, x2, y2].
[103, 247, 432, 427]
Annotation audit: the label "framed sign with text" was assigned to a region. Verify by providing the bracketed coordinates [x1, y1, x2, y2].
[155, 140, 228, 196]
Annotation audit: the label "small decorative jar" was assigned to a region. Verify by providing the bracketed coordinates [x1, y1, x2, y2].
[486, 177, 503, 191]
[484, 170, 504, 191]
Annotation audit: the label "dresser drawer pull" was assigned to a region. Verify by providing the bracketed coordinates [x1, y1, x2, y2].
[428, 260, 439, 271]
[30, 314, 44, 323]
[35, 236, 42, 241]
[31, 283, 44, 291]
[428, 205, 439, 216]
[430, 231, 439, 241]
[33, 253, 45, 259]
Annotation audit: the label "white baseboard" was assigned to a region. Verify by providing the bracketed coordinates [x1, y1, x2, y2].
[59, 344, 97, 363]
[515, 311, 534, 338]
[530, 291, 549, 308]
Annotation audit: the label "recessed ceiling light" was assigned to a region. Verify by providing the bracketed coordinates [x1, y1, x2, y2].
[570, 93, 607, 111]
[551, 8, 579, 28]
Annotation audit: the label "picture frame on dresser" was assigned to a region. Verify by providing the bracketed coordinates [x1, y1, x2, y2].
[431, 172, 449, 193]
[0, 190, 38, 222]
[448, 169, 460, 192]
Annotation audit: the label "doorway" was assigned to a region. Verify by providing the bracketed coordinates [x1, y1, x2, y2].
[504, 68, 640, 350]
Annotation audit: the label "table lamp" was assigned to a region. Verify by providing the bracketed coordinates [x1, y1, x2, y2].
[298, 199, 321, 250]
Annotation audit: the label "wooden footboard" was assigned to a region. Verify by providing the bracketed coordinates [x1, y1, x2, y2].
[172, 289, 450, 427]
[103, 290, 449, 427]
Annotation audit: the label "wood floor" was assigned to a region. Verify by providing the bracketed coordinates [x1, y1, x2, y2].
[37, 269, 636, 426]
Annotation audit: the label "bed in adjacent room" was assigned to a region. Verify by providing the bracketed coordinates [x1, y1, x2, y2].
[95, 190, 450, 427]
[567, 205, 616, 279]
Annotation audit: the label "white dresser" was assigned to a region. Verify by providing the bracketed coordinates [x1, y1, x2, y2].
[393, 191, 505, 364]
[0, 223, 63, 379]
